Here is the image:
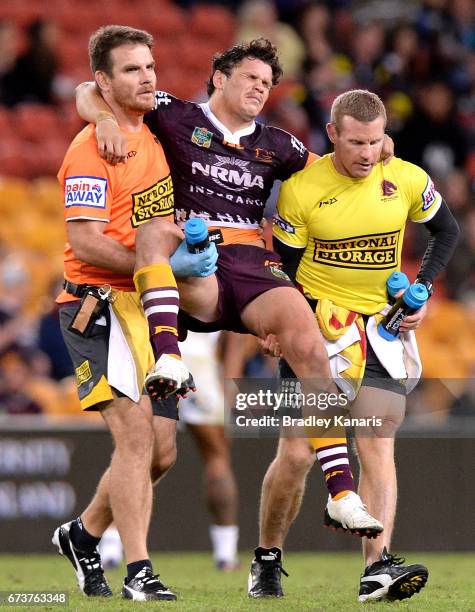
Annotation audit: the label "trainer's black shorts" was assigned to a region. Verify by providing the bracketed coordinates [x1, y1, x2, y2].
[151, 396, 179, 420]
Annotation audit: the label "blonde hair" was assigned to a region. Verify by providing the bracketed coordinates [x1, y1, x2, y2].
[330, 89, 386, 132]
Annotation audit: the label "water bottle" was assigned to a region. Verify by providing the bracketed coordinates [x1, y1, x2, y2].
[378, 283, 429, 341]
[184, 218, 209, 253]
[386, 271, 410, 304]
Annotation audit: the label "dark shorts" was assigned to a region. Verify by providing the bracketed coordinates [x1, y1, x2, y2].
[178, 244, 294, 334]
[362, 339, 407, 395]
[60, 302, 179, 418]
[59, 302, 113, 411]
[279, 327, 407, 397]
[152, 396, 179, 419]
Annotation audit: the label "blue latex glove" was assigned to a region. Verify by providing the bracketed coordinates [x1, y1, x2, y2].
[170, 240, 218, 278]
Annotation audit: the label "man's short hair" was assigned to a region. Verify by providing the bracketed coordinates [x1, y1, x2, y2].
[89, 25, 154, 76]
[206, 38, 283, 96]
[330, 89, 387, 132]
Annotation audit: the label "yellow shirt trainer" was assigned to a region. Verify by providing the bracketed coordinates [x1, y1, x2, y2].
[273, 155, 442, 314]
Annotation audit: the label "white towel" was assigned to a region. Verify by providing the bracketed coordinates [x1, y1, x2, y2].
[366, 315, 422, 393]
[323, 314, 422, 397]
[107, 304, 140, 402]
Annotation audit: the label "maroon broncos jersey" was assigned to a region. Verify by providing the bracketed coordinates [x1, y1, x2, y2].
[144, 91, 309, 232]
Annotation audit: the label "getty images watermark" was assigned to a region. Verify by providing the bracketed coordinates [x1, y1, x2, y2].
[226, 378, 384, 437]
[225, 378, 475, 439]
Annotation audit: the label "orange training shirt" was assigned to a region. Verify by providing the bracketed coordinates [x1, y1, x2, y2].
[57, 123, 173, 301]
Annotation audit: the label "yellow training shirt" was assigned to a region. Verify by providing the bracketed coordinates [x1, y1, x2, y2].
[273, 154, 442, 314]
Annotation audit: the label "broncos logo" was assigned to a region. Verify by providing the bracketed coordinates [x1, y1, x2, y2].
[381, 180, 398, 196]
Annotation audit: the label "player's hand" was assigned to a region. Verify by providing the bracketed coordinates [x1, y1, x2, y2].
[381, 134, 394, 165]
[399, 301, 427, 332]
[258, 333, 282, 357]
[96, 119, 127, 165]
[170, 240, 218, 278]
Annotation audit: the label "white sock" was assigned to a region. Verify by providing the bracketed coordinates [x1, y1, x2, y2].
[209, 524, 239, 562]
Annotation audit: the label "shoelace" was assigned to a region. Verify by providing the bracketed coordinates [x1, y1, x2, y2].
[135, 569, 168, 589]
[260, 561, 289, 587]
[384, 552, 405, 566]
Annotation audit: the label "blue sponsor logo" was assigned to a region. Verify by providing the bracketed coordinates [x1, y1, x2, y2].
[273, 214, 295, 234]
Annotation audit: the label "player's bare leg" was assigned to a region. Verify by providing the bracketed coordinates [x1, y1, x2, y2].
[354, 386, 428, 602]
[242, 287, 342, 552]
[356, 436, 398, 565]
[352, 386, 405, 564]
[176, 275, 220, 322]
[241, 286, 331, 381]
[81, 471, 114, 538]
[100, 395, 154, 563]
[150, 416, 178, 484]
[83, 415, 177, 538]
[188, 423, 239, 569]
[100, 415, 177, 569]
[259, 437, 315, 549]
[52, 394, 156, 597]
[243, 287, 382, 597]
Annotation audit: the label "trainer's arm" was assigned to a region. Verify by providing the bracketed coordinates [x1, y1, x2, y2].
[272, 236, 305, 283]
[67, 219, 135, 274]
[400, 201, 459, 332]
[416, 200, 460, 289]
[76, 82, 127, 164]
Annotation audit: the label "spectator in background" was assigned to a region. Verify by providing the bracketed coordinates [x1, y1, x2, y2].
[0, 20, 20, 105]
[444, 210, 475, 300]
[448, 0, 475, 52]
[441, 168, 473, 220]
[350, 21, 386, 89]
[0, 254, 37, 356]
[381, 25, 426, 94]
[299, 2, 332, 71]
[2, 19, 60, 106]
[37, 277, 74, 381]
[236, 0, 305, 79]
[397, 81, 469, 180]
[0, 352, 43, 415]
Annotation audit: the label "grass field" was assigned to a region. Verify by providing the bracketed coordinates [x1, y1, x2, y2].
[0, 552, 473, 611]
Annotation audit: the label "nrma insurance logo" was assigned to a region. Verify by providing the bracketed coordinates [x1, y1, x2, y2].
[64, 176, 107, 208]
[192, 155, 264, 193]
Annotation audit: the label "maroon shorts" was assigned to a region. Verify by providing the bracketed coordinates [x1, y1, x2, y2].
[178, 244, 294, 334]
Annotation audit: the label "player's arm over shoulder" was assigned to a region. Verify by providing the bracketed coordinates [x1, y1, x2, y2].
[269, 126, 309, 180]
[153, 90, 177, 110]
[144, 90, 188, 134]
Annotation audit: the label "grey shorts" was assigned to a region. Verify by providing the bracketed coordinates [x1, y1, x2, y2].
[60, 302, 179, 418]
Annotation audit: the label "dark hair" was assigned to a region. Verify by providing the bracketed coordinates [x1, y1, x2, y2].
[88, 25, 153, 76]
[206, 38, 283, 96]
